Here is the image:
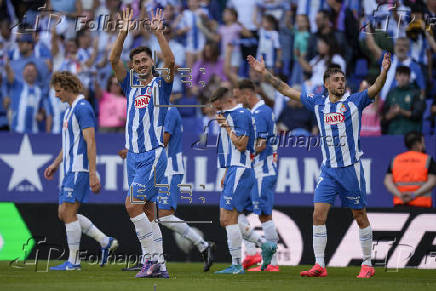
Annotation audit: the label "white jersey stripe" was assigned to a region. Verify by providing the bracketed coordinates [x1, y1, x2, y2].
[348, 102, 362, 162]
[314, 105, 327, 166]
[335, 103, 351, 165]
[232, 167, 245, 193]
[323, 101, 337, 168]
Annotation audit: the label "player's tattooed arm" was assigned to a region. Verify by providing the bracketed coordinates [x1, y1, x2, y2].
[109, 8, 133, 82]
[368, 53, 391, 99]
[247, 55, 301, 102]
[152, 9, 175, 83]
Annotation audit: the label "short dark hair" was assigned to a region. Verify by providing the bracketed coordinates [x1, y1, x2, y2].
[210, 87, 230, 103]
[404, 131, 423, 150]
[237, 79, 255, 91]
[24, 62, 37, 70]
[129, 46, 153, 61]
[396, 65, 411, 76]
[323, 65, 344, 82]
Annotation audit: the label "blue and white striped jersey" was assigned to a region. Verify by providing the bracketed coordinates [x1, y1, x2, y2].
[62, 95, 96, 175]
[8, 80, 43, 133]
[180, 8, 208, 52]
[300, 89, 372, 168]
[164, 106, 184, 175]
[251, 100, 277, 176]
[257, 29, 280, 68]
[47, 88, 68, 134]
[120, 72, 172, 153]
[217, 104, 254, 168]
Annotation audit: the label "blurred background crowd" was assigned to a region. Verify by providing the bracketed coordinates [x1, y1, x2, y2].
[0, 0, 436, 137]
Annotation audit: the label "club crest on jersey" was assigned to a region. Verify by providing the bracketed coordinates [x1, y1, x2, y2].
[340, 104, 347, 112]
[324, 112, 345, 125]
[135, 94, 151, 109]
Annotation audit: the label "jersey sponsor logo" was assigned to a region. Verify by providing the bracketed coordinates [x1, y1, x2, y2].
[324, 112, 345, 125]
[134, 94, 151, 109]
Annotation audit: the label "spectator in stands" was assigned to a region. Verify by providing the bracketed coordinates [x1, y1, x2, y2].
[191, 41, 227, 95]
[296, 0, 329, 33]
[382, 66, 426, 135]
[290, 14, 310, 85]
[8, 33, 51, 92]
[298, 35, 346, 94]
[277, 98, 317, 135]
[46, 88, 68, 134]
[215, 8, 242, 74]
[327, 0, 360, 63]
[177, 0, 209, 69]
[97, 76, 127, 133]
[256, 14, 282, 72]
[360, 78, 382, 136]
[76, 29, 98, 102]
[384, 131, 436, 208]
[366, 34, 426, 101]
[227, 0, 258, 76]
[4, 61, 47, 133]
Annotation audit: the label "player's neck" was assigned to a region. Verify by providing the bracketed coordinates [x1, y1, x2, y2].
[328, 93, 341, 103]
[248, 97, 260, 110]
[139, 75, 153, 86]
[68, 94, 79, 106]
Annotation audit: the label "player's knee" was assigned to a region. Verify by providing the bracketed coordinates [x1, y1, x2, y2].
[353, 210, 369, 227]
[313, 211, 327, 225]
[125, 201, 142, 218]
[57, 210, 64, 222]
[259, 214, 272, 223]
[220, 217, 230, 227]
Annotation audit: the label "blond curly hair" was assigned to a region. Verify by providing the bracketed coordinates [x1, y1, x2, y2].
[50, 71, 83, 94]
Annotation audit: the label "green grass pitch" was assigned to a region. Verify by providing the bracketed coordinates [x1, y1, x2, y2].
[1, 261, 435, 291]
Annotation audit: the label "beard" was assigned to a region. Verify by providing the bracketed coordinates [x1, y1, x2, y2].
[331, 88, 345, 97]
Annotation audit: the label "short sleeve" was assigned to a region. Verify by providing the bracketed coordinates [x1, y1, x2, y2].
[158, 77, 173, 104]
[428, 157, 436, 175]
[164, 109, 177, 135]
[386, 159, 393, 174]
[233, 111, 249, 137]
[349, 89, 373, 111]
[300, 91, 316, 112]
[76, 102, 95, 129]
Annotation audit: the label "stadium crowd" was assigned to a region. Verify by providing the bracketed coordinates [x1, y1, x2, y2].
[0, 0, 436, 136]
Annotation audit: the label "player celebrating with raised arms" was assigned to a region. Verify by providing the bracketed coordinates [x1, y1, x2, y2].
[248, 52, 391, 278]
[210, 87, 277, 274]
[110, 8, 175, 279]
[44, 71, 118, 271]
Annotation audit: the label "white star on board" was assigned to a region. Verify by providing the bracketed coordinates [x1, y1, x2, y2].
[0, 135, 52, 191]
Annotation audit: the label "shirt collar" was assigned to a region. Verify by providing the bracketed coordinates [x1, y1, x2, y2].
[71, 94, 85, 107]
[224, 104, 243, 112]
[251, 99, 264, 113]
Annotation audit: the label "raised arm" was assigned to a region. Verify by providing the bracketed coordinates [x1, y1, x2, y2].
[151, 9, 175, 83]
[247, 55, 301, 101]
[368, 53, 391, 99]
[109, 8, 133, 82]
[365, 28, 383, 62]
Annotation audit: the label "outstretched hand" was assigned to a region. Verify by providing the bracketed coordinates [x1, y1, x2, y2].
[116, 8, 135, 33]
[151, 8, 165, 34]
[247, 55, 266, 74]
[382, 52, 391, 72]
